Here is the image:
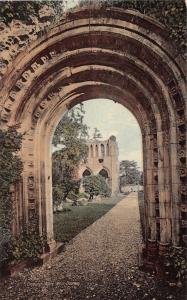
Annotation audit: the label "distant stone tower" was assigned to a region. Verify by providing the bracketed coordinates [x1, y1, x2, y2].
[78, 136, 119, 195]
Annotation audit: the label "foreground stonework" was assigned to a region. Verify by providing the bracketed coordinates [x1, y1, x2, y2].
[78, 136, 119, 195]
[0, 193, 184, 299]
[0, 7, 186, 254]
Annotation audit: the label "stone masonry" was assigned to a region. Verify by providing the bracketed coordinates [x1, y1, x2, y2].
[78, 136, 120, 195]
[0, 7, 186, 256]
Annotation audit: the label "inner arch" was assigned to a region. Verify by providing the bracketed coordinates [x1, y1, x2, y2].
[0, 7, 185, 251]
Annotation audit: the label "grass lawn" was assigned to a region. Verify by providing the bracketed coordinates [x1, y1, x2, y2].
[53, 195, 124, 243]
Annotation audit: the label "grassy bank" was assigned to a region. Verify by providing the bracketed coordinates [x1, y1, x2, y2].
[53, 195, 124, 243]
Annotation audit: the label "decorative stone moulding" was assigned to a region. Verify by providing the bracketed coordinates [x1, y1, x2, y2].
[181, 204, 187, 213]
[182, 235, 187, 245]
[181, 220, 187, 228]
[0, 7, 186, 258]
[179, 168, 187, 178]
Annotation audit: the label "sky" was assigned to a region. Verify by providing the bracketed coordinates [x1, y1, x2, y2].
[82, 99, 143, 170]
[65, 0, 79, 9]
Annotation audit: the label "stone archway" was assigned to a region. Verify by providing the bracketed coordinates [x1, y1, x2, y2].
[99, 168, 109, 179]
[99, 168, 110, 187]
[82, 168, 92, 177]
[0, 8, 186, 253]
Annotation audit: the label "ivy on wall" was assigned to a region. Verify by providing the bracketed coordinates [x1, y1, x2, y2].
[0, 128, 46, 268]
[79, 0, 186, 57]
[0, 0, 186, 57]
[0, 1, 64, 24]
[0, 127, 23, 265]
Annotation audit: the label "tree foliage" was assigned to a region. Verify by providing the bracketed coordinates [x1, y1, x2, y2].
[119, 160, 142, 189]
[83, 175, 111, 199]
[79, 0, 186, 57]
[0, 127, 23, 265]
[52, 150, 81, 204]
[52, 104, 89, 204]
[93, 127, 102, 140]
[0, 0, 65, 24]
[0, 1, 185, 56]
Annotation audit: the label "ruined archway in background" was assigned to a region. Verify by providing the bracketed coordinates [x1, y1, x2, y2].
[0, 7, 186, 253]
[99, 168, 109, 179]
[82, 168, 92, 177]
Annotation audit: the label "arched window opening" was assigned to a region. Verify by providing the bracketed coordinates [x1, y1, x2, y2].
[95, 144, 99, 157]
[83, 169, 91, 177]
[90, 145, 94, 158]
[106, 143, 110, 156]
[101, 144, 105, 157]
[99, 169, 109, 179]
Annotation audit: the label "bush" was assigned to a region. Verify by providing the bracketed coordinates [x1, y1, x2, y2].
[8, 230, 46, 262]
[53, 185, 64, 205]
[0, 127, 23, 265]
[82, 175, 111, 199]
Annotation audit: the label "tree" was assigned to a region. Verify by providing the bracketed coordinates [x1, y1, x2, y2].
[52, 150, 81, 204]
[0, 1, 65, 24]
[119, 160, 141, 191]
[82, 175, 111, 200]
[93, 127, 102, 140]
[0, 127, 23, 265]
[52, 104, 89, 203]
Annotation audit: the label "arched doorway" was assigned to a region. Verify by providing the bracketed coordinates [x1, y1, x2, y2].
[0, 8, 186, 253]
[99, 168, 110, 186]
[99, 169, 109, 179]
[83, 169, 92, 177]
[100, 144, 105, 157]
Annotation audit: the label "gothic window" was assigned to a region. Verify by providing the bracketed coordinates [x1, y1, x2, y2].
[95, 144, 99, 157]
[90, 144, 94, 158]
[101, 144, 105, 157]
[83, 169, 91, 177]
[99, 169, 109, 179]
[106, 143, 110, 156]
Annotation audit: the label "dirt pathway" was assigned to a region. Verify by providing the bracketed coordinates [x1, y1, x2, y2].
[0, 193, 183, 299]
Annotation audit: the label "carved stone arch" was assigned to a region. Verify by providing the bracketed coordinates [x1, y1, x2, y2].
[82, 167, 93, 177]
[98, 167, 110, 179]
[0, 7, 186, 252]
[100, 144, 105, 158]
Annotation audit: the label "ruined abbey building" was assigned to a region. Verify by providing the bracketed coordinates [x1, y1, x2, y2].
[0, 6, 186, 259]
[78, 136, 119, 195]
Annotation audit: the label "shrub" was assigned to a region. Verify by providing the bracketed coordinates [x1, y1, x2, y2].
[0, 127, 23, 266]
[83, 175, 111, 199]
[8, 230, 46, 262]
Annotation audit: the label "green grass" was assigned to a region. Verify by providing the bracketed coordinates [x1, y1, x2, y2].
[53, 195, 124, 243]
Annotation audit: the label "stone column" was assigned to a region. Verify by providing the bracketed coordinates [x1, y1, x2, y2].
[170, 125, 181, 246]
[144, 132, 157, 242]
[40, 126, 56, 251]
[157, 130, 171, 255]
[144, 131, 158, 261]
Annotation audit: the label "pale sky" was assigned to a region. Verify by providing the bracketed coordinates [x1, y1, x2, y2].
[65, 0, 79, 9]
[82, 99, 143, 170]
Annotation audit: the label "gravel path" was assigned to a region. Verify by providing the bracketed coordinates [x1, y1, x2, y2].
[0, 193, 184, 299]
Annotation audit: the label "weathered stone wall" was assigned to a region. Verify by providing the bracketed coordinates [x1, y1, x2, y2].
[78, 136, 120, 195]
[0, 7, 186, 254]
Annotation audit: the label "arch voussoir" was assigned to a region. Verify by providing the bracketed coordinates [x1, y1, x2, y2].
[0, 8, 186, 254]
